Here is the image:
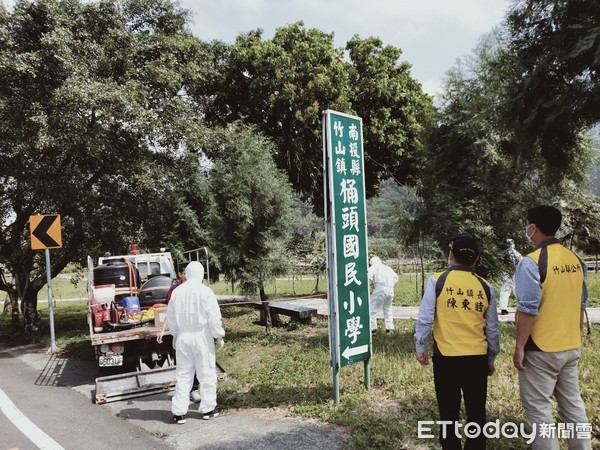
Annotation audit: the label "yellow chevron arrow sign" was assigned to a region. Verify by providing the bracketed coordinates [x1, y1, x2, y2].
[30, 214, 62, 250]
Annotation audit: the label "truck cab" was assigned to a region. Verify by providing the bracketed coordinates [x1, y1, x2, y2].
[98, 251, 176, 284]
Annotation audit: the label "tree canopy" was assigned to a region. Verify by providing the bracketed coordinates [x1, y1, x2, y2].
[0, 3, 433, 331]
[504, 0, 600, 169]
[207, 123, 293, 302]
[197, 22, 434, 206]
[2, 0, 599, 332]
[346, 36, 434, 194]
[0, 0, 210, 328]
[413, 28, 595, 276]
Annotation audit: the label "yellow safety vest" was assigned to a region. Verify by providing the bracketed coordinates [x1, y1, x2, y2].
[527, 243, 584, 352]
[433, 268, 490, 356]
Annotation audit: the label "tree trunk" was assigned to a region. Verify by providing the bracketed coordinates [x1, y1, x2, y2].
[419, 230, 426, 298]
[258, 287, 272, 333]
[22, 288, 42, 333]
[5, 295, 21, 329]
[11, 302, 19, 329]
[1, 270, 21, 329]
[11, 269, 45, 334]
[312, 274, 320, 294]
[258, 285, 281, 333]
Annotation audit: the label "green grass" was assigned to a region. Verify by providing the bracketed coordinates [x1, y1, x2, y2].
[3, 271, 599, 448]
[209, 276, 327, 298]
[2, 300, 598, 449]
[395, 271, 600, 308]
[208, 309, 600, 449]
[34, 269, 600, 308]
[0, 302, 92, 359]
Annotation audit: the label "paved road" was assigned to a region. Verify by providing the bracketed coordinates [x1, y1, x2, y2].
[0, 344, 346, 450]
[0, 345, 171, 450]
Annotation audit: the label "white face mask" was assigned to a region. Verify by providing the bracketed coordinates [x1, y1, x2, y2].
[525, 224, 534, 240]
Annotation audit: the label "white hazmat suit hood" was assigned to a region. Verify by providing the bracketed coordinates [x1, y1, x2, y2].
[369, 257, 397, 291]
[185, 259, 204, 282]
[166, 260, 225, 416]
[370, 256, 382, 266]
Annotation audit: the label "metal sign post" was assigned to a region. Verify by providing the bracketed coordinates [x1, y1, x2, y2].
[323, 110, 371, 404]
[29, 214, 62, 354]
[45, 248, 58, 354]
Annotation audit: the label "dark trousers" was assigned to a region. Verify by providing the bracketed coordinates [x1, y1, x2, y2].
[432, 354, 488, 450]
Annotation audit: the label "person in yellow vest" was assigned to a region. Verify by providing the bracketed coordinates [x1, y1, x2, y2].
[513, 205, 591, 449]
[415, 233, 500, 450]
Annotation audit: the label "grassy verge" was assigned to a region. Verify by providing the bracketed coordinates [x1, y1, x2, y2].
[395, 271, 600, 308]
[1, 299, 598, 449]
[216, 307, 599, 449]
[35, 269, 600, 307]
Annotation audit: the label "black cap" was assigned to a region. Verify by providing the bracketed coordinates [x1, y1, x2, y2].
[450, 233, 479, 265]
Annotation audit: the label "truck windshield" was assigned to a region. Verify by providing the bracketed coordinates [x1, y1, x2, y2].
[138, 262, 161, 281]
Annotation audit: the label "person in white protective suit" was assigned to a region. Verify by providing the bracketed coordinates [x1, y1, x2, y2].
[498, 238, 522, 315]
[163, 261, 225, 424]
[368, 256, 399, 334]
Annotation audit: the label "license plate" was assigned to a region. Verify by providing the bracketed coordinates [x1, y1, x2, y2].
[99, 355, 123, 367]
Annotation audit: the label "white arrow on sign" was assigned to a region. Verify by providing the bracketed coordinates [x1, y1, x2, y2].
[341, 344, 368, 360]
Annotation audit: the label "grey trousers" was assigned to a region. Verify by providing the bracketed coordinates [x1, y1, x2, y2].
[518, 349, 591, 450]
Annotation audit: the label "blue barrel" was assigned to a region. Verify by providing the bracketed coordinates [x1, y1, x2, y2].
[120, 296, 141, 313]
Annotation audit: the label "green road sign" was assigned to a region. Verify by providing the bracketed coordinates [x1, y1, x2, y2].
[323, 110, 371, 369]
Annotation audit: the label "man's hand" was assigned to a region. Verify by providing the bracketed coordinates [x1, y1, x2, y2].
[157, 332, 164, 344]
[514, 311, 534, 372]
[513, 347, 527, 372]
[416, 352, 429, 366]
[216, 337, 224, 349]
[488, 363, 495, 376]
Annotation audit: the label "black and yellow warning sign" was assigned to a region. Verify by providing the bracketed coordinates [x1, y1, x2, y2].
[30, 214, 62, 250]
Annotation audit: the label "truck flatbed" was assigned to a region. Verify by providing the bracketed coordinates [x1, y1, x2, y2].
[90, 323, 170, 345]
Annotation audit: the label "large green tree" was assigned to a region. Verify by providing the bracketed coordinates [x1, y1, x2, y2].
[207, 123, 293, 331]
[0, 0, 209, 330]
[504, 0, 600, 169]
[414, 29, 593, 277]
[285, 194, 326, 294]
[346, 36, 434, 195]
[196, 22, 433, 207]
[199, 23, 351, 205]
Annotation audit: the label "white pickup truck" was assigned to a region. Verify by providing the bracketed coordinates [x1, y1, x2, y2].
[87, 249, 177, 371]
[87, 247, 226, 404]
